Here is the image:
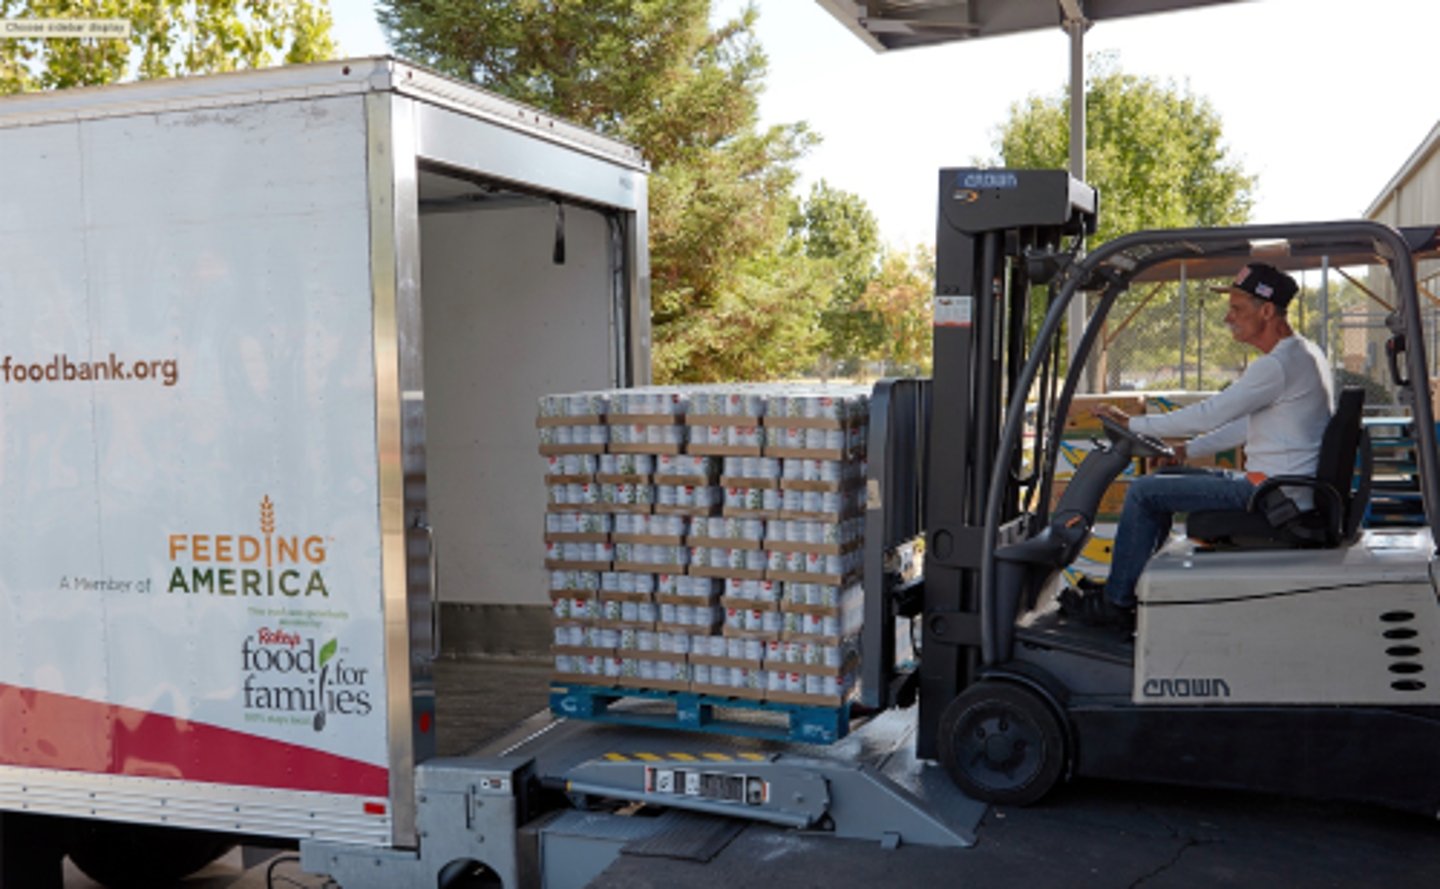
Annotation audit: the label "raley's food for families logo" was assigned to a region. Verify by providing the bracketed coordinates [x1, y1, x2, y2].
[168, 497, 329, 598]
[242, 627, 373, 731]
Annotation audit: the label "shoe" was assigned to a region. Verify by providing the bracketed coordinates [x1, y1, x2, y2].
[1057, 577, 1107, 617]
[1075, 594, 1136, 631]
[1057, 586, 1088, 617]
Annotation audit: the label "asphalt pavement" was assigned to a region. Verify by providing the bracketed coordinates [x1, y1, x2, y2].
[591, 779, 1440, 889]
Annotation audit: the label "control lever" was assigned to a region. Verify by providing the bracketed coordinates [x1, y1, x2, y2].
[1386, 334, 1409, 387]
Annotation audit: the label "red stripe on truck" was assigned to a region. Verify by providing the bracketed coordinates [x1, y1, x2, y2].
[0, 683, 388, 796]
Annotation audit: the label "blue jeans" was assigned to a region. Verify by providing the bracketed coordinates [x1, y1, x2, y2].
[1105, 470, 1256, 608]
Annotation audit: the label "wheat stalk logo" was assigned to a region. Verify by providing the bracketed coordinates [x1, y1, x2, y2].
[261, 496, 275, 568]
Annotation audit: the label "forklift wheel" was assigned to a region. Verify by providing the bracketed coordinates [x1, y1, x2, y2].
[937, 681, 1066, 806]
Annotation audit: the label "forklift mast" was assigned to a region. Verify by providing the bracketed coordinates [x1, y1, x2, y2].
[863, 169, 1097, 758]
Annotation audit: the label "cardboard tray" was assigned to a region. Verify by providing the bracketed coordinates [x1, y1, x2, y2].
[721, 625, 780, 642]
[779, 478, 856, 492]
[719, 475, 782, 489]
[610, 443, 682, 455]
[653, 474, 717, 486]
[653, 505, 719, 517]
[654, 621, 721, 636]
[720, 595, 781, 611]
[595, 618, 657, 631]
[688, 444, 764, 457]
[612, 560, 689, 574]
[686, 414, 764, 426]
[690, 565, 766, 580]
[689, 654, 765, 670]
[611, 533, 685, 546]
[763, 446, 861, 460]
[687, 535, 763, 550]
[765, 539, 858, 556]
[608, 413, 685, 425]
[597, 589, 654, 603]
[766, 570, 859, 586]
[720, 507, 778, 520]
[617, 650, 688, 664]
[762, 414, 859, 430]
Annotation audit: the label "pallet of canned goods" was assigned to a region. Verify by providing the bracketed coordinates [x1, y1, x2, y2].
[540, 384, 869, 732]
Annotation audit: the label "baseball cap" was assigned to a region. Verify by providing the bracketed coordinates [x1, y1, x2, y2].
[1212, 262, 1298, 309]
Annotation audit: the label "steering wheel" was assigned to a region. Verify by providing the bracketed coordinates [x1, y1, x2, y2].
[1099, 413, 1175, 459]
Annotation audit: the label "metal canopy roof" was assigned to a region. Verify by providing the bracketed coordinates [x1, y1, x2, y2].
[817, 0, 1243, 53]
[1126, 226, 1440, 284]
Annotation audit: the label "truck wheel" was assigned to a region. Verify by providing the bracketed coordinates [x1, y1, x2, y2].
[937, 681, 1066, 806]
[64, 820, 235, 889]
[439, 858, 503, 888]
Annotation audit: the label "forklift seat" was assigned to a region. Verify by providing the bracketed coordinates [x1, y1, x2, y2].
[1185, 387, 1371, 549]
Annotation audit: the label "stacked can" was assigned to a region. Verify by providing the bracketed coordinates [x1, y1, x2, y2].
[681, 388, 769, 699]
[542, 384, 868, 707]
[541, 392, 618, 682]
[757, 390, 867, 705]
[545, 389, 708, 690]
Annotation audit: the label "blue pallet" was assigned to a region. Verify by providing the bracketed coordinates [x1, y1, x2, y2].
[550, 683, 852, 744]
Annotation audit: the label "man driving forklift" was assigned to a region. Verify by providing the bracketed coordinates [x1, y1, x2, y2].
[1065, 262, 1333, 628]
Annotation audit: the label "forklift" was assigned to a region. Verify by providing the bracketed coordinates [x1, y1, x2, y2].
[309, 174, 1440, 887]
[864, 168, 1440, 813]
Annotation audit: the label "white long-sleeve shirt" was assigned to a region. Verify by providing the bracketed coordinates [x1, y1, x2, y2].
[1129, 335, 1334, 479]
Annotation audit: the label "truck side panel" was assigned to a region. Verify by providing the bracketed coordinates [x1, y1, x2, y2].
[0, 95, 392, 842]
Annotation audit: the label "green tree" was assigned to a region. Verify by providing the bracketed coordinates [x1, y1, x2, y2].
[998, 63, 1254, 244]
[860, 245, 934, 376]
[0, 0, 335, 94]
[791, 180, 885, 374]
[997, 62, 1256, 390]
[380, 0, 839, 382]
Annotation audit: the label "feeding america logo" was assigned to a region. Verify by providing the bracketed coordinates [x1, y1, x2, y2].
[167, 496, 330, 598]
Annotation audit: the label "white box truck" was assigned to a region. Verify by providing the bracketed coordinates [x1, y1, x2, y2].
[0, 57, 650, 886]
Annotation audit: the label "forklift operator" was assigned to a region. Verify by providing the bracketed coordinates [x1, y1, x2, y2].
[1075, 262, 1334, 628]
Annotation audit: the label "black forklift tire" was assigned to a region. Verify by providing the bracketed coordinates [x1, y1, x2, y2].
[937, 681, 1067, 806]
[64, 819, 235, 889]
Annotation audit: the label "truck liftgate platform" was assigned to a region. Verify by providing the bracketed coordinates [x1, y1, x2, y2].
[304, 706, 979, 888]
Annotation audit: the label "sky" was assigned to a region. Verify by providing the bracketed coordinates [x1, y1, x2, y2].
[330, 0, 1440, 249]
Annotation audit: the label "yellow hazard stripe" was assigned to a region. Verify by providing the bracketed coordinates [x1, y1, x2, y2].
[600, 751, 752, 763]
